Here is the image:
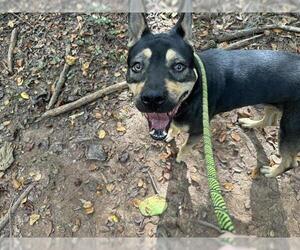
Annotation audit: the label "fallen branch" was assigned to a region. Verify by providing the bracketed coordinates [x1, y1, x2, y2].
[41, 81, 128, 119]
[0, 182, 36, 232]
[199, 220, 224, 234]
[7, 28, 18, 74]
[47, 44, 71, 109]
[216, 24, 300, 43]
[147, 169, 159, 195]
[223, 34, 264, 50]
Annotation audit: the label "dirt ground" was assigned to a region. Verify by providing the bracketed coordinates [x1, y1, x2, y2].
[0, 13, 300, 237]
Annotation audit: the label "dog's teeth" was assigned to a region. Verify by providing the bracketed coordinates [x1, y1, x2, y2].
[150, 130, 155, 135]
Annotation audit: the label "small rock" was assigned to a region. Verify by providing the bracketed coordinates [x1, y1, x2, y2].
[86, 180, 98, 192]
[37, 138, 50, 150]
[86, 143, 107, 162]
[50, 142, 63, 154]
[118, 151, 129, 163]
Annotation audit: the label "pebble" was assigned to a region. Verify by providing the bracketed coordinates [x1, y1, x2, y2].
[86, 143, 107, 162]
[118, 151, 129, 163]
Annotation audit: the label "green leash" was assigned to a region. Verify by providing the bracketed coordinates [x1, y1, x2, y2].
[194, 53, 235, 233]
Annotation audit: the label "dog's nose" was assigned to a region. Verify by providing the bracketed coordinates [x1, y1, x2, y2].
[141, 91, 166, 106]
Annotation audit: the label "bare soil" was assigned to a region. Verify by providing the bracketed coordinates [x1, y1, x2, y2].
[0, 13, 300, 237]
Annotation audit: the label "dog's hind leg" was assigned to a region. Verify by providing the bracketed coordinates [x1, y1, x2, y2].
[239, 105, 282, 128]
[261, 103, 300, 177]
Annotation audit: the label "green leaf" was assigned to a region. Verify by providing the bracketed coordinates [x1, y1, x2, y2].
[138, 195, 167, 217]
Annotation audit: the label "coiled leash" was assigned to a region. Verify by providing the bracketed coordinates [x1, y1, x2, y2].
[194, 53, 235, 233]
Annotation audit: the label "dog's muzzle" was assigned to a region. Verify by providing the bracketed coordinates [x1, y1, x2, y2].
[143, 91, 188, 140]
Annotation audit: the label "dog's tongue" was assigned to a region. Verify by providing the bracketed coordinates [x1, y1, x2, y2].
[147, 113, 170, 130]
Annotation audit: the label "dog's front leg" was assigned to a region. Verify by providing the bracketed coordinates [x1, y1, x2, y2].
[176, 134, 201, 163]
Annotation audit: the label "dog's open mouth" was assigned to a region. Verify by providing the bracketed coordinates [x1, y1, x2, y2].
[144, 103, 181, 141]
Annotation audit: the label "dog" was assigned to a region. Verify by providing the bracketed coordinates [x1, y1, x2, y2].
[126, 13, 300, 178]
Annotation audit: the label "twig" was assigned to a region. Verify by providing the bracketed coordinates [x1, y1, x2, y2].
[216, 24, 300, 43]
[147, 169, 159, 194]
[0, 182, 36, 232]
[40, 81, 128, 120]
[199, 219, 224, 234]
[216, 26, 274, 43]
[47, 44, 71, 109]
[7, 28, 18, 74]
[223, 34, 264, 50]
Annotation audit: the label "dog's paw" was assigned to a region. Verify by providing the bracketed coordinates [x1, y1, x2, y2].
[238, 118, 256, 128]
[260, 166, 280, 178]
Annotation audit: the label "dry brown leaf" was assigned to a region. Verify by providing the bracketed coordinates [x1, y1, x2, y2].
[231, 132, 241, 142]
[224, 182, 235, 191]
[218, 131, 227, 143]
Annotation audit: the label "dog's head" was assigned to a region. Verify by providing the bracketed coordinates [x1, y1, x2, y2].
[126, 13, 198, 140]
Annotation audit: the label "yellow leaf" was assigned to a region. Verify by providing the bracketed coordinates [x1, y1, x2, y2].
[108, 214, 119, 223]
[20, 92, 30, 100]
[85, 207, 94, 215]
[29, 214, 41, 226]
[138, 195, 167, 217]
[98, 130, 106, 139]
[65, 55, 77, 65]
[116, 122, 126, 132]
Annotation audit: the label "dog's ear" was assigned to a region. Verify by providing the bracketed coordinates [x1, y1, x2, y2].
[128, 13, 150, 47]
[173, 13, 193, 45]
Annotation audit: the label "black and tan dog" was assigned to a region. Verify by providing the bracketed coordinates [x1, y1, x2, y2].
[126, 13, 300, 178]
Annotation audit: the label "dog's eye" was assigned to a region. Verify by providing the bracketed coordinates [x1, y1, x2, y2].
[173, 63, 186, 72]
[132, 62, 143, 73]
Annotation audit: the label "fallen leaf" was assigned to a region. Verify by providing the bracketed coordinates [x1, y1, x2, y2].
[106, 183, 115, 193]
[132, 198, 142, 208]
[82, 62, 90, 76]
[98, 130, 106, 139]
[80, 200, 94, 215]
[116, 122, 126, 133]
[7, 20, 14, 28]
[65, 55, 77, 65]
[224, 182, 235, 191]
[138, 195, 167, 217]
[3, 121, 11, 126]
[0, 142, 14, 171]
[16, 77, 23, 86]
[108, 214, 119, 223]
[72, 218, 81, 233]
[137, 178, 144, 188]
[231, 132, 241, 142]
[20, 92, 30, 100]
[114, 72, 121, 77]
[29, 214, 41, 226]
[218, 131, 227, 143]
